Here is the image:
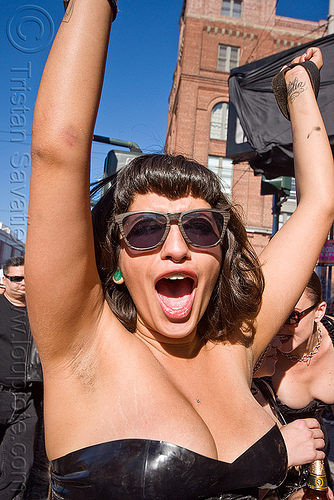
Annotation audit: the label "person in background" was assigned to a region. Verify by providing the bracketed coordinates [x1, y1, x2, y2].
[0, 256, 49, 499]
[25, 0, 334, 498]
[253, 337, 333, 500]
[271, 271, 334, 496]
[0, 268, 5, 294]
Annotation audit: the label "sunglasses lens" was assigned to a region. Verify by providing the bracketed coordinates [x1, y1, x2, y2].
[285, 312, 299, 325]
[7, 276, 24, 282]
[285, 303, 318, 326]
[122, 213, 167, 249]
[182, 211, 224, 247]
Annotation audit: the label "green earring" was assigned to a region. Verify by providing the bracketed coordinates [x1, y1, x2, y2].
[112, 268, 124, 284]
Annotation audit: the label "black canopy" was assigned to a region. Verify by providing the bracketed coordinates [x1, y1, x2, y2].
[227, 34, 334, 178]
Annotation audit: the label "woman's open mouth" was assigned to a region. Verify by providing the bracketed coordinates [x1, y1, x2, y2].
[155, 273, 196, 320]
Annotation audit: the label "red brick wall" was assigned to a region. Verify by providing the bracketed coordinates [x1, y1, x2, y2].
[165, 0, 327, 254]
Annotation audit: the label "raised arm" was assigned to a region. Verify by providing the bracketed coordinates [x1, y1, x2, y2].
[254, 48, 334, 355]
[26, 0, 116, 359]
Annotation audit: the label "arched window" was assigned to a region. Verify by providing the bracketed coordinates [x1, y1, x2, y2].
[210, 102, 229, 141]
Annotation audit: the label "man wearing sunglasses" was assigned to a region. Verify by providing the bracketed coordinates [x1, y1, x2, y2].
[0, 256, 48, 499]
[2, 257, 26, 306]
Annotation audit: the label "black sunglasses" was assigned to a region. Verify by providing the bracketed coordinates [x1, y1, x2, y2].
[284, 303, 318, 326]
[4, 275, 25, 283]
[114, 209, 230, 251]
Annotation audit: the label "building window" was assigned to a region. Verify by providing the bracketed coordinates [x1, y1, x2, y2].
[208, 156, 233, 197]
[210, 102, 229, 141]
[289, 177, 297, 201]
[217, 45, 239, 72]
[221, 0, 242, 18]
[279, 178, 297, 229]
[235, 116, 248, 144]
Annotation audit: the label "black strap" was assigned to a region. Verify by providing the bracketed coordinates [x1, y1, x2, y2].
[272, 60, 320, 120]
[253, 378, 287, 426]
[322, 315, 334, 345]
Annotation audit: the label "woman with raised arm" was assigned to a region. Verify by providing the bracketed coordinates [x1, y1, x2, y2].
[26, 1, 334, 498]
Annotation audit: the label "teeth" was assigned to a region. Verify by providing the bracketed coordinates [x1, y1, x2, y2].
[166, 274, 185, 280]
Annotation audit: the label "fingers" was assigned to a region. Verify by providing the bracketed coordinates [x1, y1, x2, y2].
[283, 417, 322, 435]
[327, 487, 334, 500]
[300, 417, 321, 429]
[314, 437, 325, 450]
[281, 418, 325, 467]
[303, 419, 325, 451]
[290, 47, 323, 70]
[290, 418, 319, 431]
[315, 448, 326, 460]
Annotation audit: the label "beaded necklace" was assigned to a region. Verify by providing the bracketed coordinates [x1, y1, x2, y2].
[281, 325, 322, 363]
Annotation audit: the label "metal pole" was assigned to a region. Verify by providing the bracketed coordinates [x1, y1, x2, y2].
[93, 135, 142, 153]
[271, 194, 280, 237]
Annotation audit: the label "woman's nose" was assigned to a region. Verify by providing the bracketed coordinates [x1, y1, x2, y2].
[160, 223, 191, 262]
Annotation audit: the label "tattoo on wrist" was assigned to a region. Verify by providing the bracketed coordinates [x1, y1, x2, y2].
[286, 77, 307, 103]
[63, 0, 75, 22]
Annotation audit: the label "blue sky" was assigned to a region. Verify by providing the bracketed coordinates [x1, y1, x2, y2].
[0, 0, 330, 241]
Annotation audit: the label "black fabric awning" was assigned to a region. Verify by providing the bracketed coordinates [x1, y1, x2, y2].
[227, 34, 334, 178]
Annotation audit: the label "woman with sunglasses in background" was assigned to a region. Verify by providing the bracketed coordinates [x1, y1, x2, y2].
[271, 271, 334, 497]
[252, 336, 332, 500]
[25, 0, 334, 498]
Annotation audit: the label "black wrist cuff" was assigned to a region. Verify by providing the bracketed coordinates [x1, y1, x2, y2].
[272, 60, 320, 120]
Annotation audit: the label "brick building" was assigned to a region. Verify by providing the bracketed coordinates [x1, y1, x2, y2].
[165, 0, 327, 254]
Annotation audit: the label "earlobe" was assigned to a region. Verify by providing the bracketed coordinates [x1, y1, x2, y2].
[112, 268, 124, 285]
[315, 301, 327, 322]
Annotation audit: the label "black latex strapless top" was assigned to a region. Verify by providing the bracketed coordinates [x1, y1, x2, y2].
[275, 397, 328, 422]
[50, 425, 287, 499]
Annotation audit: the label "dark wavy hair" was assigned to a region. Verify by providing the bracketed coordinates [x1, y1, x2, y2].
[305, 271, 322, 304]
[92, 154, 264, 342]
[3, 255, 24, 275]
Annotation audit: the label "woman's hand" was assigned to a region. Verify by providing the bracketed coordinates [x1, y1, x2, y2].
[289, 46, 323, 70]
[280, 418, 325, 467]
